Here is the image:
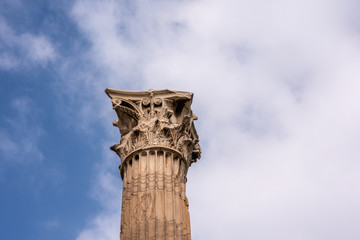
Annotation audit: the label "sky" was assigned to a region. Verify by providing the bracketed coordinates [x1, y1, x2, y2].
[1, 0, 360, 239]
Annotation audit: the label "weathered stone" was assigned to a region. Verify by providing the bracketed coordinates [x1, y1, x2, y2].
[105, 88, 201, 240]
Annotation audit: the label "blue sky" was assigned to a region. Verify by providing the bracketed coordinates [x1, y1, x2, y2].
[1, 0, 360, 239]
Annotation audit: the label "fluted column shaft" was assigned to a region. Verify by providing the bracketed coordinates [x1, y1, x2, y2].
[120, 149, 191, 240]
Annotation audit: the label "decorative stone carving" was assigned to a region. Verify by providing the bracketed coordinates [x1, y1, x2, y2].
[106, 89, 201, 240]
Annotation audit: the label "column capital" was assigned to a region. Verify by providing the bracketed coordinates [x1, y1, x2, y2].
[105, 88, 201, 167]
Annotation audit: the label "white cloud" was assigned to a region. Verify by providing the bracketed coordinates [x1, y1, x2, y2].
[69, 0, 360, 239]
[0, 17, 56, 69]
[76, 213, 120, 240]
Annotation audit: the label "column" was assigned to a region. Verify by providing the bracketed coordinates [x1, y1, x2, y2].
[105, 89, 201, 240]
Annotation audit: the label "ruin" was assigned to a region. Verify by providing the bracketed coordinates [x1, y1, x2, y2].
[105, 88, 201, 240]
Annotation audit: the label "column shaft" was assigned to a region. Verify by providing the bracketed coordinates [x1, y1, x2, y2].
[120, 149, 190, 240]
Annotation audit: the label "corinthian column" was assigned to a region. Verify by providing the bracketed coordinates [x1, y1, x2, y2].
[105, 89, 201, 240]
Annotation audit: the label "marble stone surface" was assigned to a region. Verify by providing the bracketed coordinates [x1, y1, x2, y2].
[106, 88, 201, 240]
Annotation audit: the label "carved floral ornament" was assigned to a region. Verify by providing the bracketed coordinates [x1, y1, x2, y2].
[105, 88, 201, 169]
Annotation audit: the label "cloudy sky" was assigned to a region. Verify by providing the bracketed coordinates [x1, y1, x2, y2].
[1, 0, 360, 239]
